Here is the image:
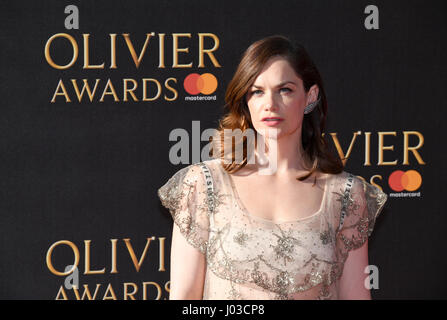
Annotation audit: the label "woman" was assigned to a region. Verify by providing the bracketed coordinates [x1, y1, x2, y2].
[158, 35, 388, 300]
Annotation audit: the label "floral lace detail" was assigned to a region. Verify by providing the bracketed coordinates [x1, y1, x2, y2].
[328, 175, 388, 295]
[270, 229, 302, 266]
[158, 159, 388, 299]
[233, 230, 249, 246]
[320, 229, 332, 245]
[157, 163, 229, 255]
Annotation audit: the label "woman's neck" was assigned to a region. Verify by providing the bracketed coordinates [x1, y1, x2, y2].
[251, 128, 310, 176]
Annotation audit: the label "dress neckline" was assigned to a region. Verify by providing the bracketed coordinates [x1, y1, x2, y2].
[219, 162, 329, 225]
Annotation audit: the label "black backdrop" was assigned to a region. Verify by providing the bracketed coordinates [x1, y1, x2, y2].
[0, 0, 446, 299]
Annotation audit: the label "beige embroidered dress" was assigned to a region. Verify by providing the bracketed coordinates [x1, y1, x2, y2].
[157, 158, 388, 300]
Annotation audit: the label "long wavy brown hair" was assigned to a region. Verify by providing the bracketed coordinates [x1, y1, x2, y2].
[210, 35, 344, 182]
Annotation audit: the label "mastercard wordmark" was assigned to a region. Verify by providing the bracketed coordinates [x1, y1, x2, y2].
[388, 170, 422, 192]
[184, 73, 218, 95]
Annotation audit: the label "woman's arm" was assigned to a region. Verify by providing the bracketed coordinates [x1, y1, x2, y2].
[169, 223, 207, 300]
[338, 239, 372, 300]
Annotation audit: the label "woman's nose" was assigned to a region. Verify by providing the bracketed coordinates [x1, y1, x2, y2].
[263, 93, 277, 111]
[264, 104, 273, 111]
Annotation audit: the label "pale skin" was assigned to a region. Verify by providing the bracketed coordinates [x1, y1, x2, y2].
[169, 56, 371, 300]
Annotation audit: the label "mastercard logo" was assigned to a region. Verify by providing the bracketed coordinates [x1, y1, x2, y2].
[388, 170, 422, 192]
[183, 73, 218, 95]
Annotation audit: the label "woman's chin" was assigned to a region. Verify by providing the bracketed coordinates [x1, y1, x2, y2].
[257, 130, 286, 141]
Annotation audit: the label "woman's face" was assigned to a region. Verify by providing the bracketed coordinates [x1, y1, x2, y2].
[245, 56, 318, 140]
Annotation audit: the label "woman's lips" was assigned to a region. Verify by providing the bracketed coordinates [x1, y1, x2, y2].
[261, 117, 284, 126]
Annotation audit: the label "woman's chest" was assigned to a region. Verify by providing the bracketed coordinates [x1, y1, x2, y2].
[218, 219, 336, 263]
[206, 215, 338, 293]
[228, 173, 328, 223]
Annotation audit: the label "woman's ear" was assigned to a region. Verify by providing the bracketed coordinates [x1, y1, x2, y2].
[307, 84, 320, 104]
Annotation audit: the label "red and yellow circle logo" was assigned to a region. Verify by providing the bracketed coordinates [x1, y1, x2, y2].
[388, 170, 422, 192]
[183, 73, 218, 95]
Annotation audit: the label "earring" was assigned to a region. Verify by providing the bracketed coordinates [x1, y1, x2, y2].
[304, 96, 321, 114]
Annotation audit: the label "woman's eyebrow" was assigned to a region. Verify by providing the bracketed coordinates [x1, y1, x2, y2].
[252, 81, 297, 88]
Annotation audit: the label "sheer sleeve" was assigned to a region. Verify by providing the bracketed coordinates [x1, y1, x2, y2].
[157, 164, 210, 255]
[335, 176, 388, 254]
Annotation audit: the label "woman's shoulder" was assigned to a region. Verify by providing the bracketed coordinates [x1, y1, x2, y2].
[326, 169, 359, 186]
[163, 158, 225, 190]
[327, 170, 387, 204]
[168, 158, 220, 175]
[159, 161, 211, 192]
[202, 157, 222, 168]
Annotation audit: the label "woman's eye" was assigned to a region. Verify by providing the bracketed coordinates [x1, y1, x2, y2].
[250, 88, 290, 96]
